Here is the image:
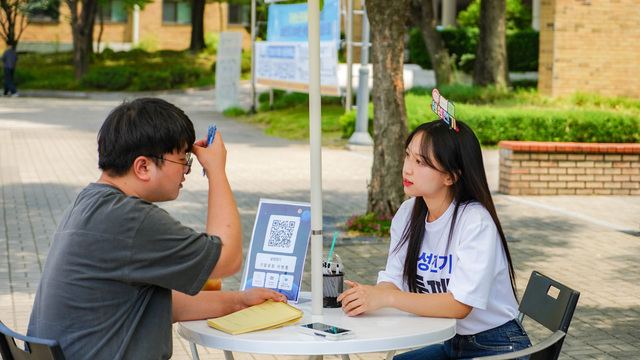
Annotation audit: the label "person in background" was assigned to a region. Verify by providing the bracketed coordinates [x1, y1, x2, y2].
[2, 40, 18, 96]
[28, 98, 286, 359]
[338, 119, 532, 359]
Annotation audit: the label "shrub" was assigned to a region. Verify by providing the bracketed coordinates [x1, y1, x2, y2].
[204, 32, 219, 54]
[506, 29, 539, 72]
[167, 65, 201, 87]
[137, 71, 171, 91]
[346, 213, 392, 237]
[339, 107, 373, 138]
[223, 106, 247, 117]
[80, 66, 137, 91]
[448, 106, 640, 145]
[241, 50, 252, 74]
[98, 47, 116, 60]
[122, 48, 150, 61]
[257, 90, 342, 111]
[340, 88, 640, 145]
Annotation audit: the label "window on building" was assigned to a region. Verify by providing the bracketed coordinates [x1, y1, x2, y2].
[98, 0, 127, 23]
[27, 0, 61, 22]
[228, 3, 249, 26]
[163, 0, 192, 24]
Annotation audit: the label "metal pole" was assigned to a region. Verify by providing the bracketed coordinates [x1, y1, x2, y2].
[269, 88, 274, 111]
[133, 5, 140, 46]
[348, 0, 372, 146]
[345, 0, 354, 112]
[249, 0, 257, 114]
[308, 0, 323, 316]
[441, 0, 456, 28]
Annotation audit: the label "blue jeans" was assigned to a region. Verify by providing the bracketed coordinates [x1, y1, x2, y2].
[394, 319, 532, 360]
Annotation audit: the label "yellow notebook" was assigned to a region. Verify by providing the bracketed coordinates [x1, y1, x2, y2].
[207, 299, 303, 335]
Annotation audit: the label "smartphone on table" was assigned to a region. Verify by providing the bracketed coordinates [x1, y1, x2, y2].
[298, 322, 355, 341]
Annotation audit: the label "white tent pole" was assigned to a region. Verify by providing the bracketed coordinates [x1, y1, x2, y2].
[308, 0, 323, 316]
[249, 0, 257, 114]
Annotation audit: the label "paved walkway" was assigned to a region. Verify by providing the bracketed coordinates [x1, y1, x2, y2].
[1, 87, 639, 360]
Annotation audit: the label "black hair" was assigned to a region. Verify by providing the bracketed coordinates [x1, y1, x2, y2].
[97, 98, 196, 176]
[394, 120, 518, 300]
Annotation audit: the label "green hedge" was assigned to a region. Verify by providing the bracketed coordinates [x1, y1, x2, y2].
[15, 50, 215, 92]
[257, 90, 343, 112]
[441, 106, 640, 145]
[340, 92, 640, 145]
[80, 66, 138, 91]
[408, 27, 539, 73]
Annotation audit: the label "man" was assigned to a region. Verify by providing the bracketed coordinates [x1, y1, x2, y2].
[27, 98, 286, 359]
[2, 40, 18, 96]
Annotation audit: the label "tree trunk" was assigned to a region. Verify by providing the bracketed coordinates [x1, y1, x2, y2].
[97, 10, 104, 53]
[190, 0, 206, 53]
[365, 0, 410, 219]
[0, 0, 16, 44]
[473, 0, 509, 87]
[410, 0, 453, 86]
[219, 0, 224, 32]
[67, 0, 98, 80]
[1, 0, 28, 45]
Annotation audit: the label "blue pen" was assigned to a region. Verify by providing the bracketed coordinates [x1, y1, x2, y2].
[203, 125, 216, 176]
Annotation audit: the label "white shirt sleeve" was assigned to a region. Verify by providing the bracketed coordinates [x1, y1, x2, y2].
[447, 204, 500, 310]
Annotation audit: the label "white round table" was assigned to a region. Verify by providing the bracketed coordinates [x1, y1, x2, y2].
[178, 295, 456, 360]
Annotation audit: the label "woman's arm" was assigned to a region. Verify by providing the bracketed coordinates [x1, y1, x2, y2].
[338, 280, 472, 318]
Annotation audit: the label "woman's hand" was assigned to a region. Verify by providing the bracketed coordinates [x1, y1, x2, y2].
[338, 280, 393, 316]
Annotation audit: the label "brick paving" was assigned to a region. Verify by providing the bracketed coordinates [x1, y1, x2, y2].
[1, 87, 639, 359]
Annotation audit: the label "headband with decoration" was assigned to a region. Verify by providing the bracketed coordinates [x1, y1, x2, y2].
[430, 88, 458, 131]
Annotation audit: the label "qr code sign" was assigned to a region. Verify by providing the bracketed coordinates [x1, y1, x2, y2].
[263, 215, 300, 254]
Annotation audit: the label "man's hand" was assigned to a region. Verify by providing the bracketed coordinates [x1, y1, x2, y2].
[172, 288, 287, 323]
[239, 288, 288, 310]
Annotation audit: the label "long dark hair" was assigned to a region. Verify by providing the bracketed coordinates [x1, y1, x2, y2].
[394, 120, 518, 300]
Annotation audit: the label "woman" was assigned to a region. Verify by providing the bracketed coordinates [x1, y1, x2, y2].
[338, 120, 531, 359]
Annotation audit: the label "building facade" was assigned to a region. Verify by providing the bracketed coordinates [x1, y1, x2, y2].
[11, 0, 251, 52]
[538, 0, 640, 98]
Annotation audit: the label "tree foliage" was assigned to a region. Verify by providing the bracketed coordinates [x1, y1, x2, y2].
[66, 0, 151, 79]
[0, 0, 58, 45]
[457, 0, 532, 31]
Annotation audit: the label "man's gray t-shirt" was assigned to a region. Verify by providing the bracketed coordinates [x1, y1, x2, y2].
[27, 183, 221, 359]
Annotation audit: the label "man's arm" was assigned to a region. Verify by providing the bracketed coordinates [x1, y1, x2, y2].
[172, 288, 288, 323]
[191, 133, 243, 278]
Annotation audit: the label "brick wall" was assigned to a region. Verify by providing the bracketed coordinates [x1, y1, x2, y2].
[11, 1, 250, 52]
[538, 0, 640, 99]
[499, 141, 640, 195]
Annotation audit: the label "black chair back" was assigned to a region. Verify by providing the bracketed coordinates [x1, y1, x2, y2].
[518, 271, 580, 360]
[0, 321, 66, 360]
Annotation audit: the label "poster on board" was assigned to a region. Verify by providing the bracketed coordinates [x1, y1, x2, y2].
[266, 0, 340, 44]
[240, 199, 312, 302]
[254, 41, 340, 96]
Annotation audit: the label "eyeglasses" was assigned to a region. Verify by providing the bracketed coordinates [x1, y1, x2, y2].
[149, 153, 193, 175]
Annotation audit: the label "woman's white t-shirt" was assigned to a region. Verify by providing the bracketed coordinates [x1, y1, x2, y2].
[378, 197, 518, 335]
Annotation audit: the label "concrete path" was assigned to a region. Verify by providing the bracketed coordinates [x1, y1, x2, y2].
[1, 87, 638, 359]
